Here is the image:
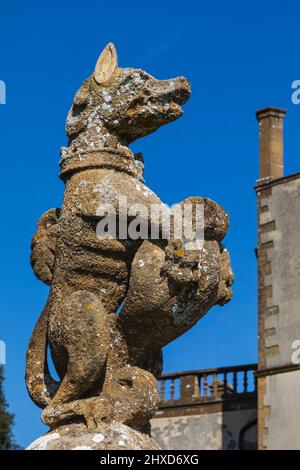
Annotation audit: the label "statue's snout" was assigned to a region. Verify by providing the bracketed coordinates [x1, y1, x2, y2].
[171, 76, 191, 105]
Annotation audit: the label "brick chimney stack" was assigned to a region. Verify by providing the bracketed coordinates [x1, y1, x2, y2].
[256, 107, 287, 179]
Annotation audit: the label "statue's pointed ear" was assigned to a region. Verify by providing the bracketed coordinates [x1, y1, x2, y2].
[94, 43, 118, 84]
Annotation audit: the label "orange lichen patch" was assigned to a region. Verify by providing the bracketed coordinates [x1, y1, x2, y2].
[33, 384, 44, 394]
[176, 247, 184, 257]
[87, 303, 94, 311]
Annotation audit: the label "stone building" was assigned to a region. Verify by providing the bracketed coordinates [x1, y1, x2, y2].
[151, 107, 300, 450]
[151, 364, 258, 450]
[255, 107, 300, 450]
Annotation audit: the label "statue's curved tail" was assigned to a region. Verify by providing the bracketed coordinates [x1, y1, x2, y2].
[25, 304, 58, 409]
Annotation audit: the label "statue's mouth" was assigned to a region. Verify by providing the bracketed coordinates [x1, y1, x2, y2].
[172, 77, 191, 106]
[159, 77, 190, 106]
[155, 77, 191, 118]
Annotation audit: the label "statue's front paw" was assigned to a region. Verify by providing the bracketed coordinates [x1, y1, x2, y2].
[30, 208, 60, 285]
[41, 397, 113, 430]
[83, 397, 114, 430]
[41, 404, 60, 427]
[216, 247, 234, 305]
[162, 195, 233, 305]
[161, 239, 201, 287]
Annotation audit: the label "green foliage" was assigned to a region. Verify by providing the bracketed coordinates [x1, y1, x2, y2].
[0, 367, 18, 450]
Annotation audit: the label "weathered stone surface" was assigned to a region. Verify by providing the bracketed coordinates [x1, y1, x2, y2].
[26, 42, 233, 450]
[27, 423, 159, 450]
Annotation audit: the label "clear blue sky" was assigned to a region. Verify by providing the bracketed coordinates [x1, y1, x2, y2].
[1, 0, 300, 448]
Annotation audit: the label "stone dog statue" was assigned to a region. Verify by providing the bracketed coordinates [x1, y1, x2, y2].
[26, 43, 233, 450]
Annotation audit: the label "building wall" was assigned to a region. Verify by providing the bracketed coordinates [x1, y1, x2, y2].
[256, 173, 300, 449]
[258, 176, 300, 368]
[264, 371, 300, 449]
[151, 405, 257, 450]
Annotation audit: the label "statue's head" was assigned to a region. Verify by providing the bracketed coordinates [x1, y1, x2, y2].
[66, 43, 190, 144]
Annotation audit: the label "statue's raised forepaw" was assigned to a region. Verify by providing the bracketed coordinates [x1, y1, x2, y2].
[30, 208, 60, 285]
[217, 246, 234, 305]
[163, 196, 233, 305]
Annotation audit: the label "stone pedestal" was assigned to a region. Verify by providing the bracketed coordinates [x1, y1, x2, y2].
[27, 423, 159, 450]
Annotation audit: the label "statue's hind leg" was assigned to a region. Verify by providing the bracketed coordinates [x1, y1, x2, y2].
[41, 366, 159, 431]
[42, 290, 111, 428]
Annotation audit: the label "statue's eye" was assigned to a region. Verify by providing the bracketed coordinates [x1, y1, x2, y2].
[120, 76, 133, 88]
[128, 96, 145, 109]
[72, 102, 87, 117]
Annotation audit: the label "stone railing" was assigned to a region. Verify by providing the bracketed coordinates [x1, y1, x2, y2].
[158, 363, 257, 406]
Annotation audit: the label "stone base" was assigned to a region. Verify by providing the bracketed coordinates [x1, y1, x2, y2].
[26, 422, 160, 450]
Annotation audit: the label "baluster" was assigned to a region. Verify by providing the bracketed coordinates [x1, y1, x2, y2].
[233, 370, 238, 394]
[213, 371, 218, 398]
[160, 379, 165, 401]
[203, 374, 208, 399]
[170, 379, 175, 401]
[194, 375, 200, 398]
[224, 371, 228, 395]
[243, 369, 248, 394]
